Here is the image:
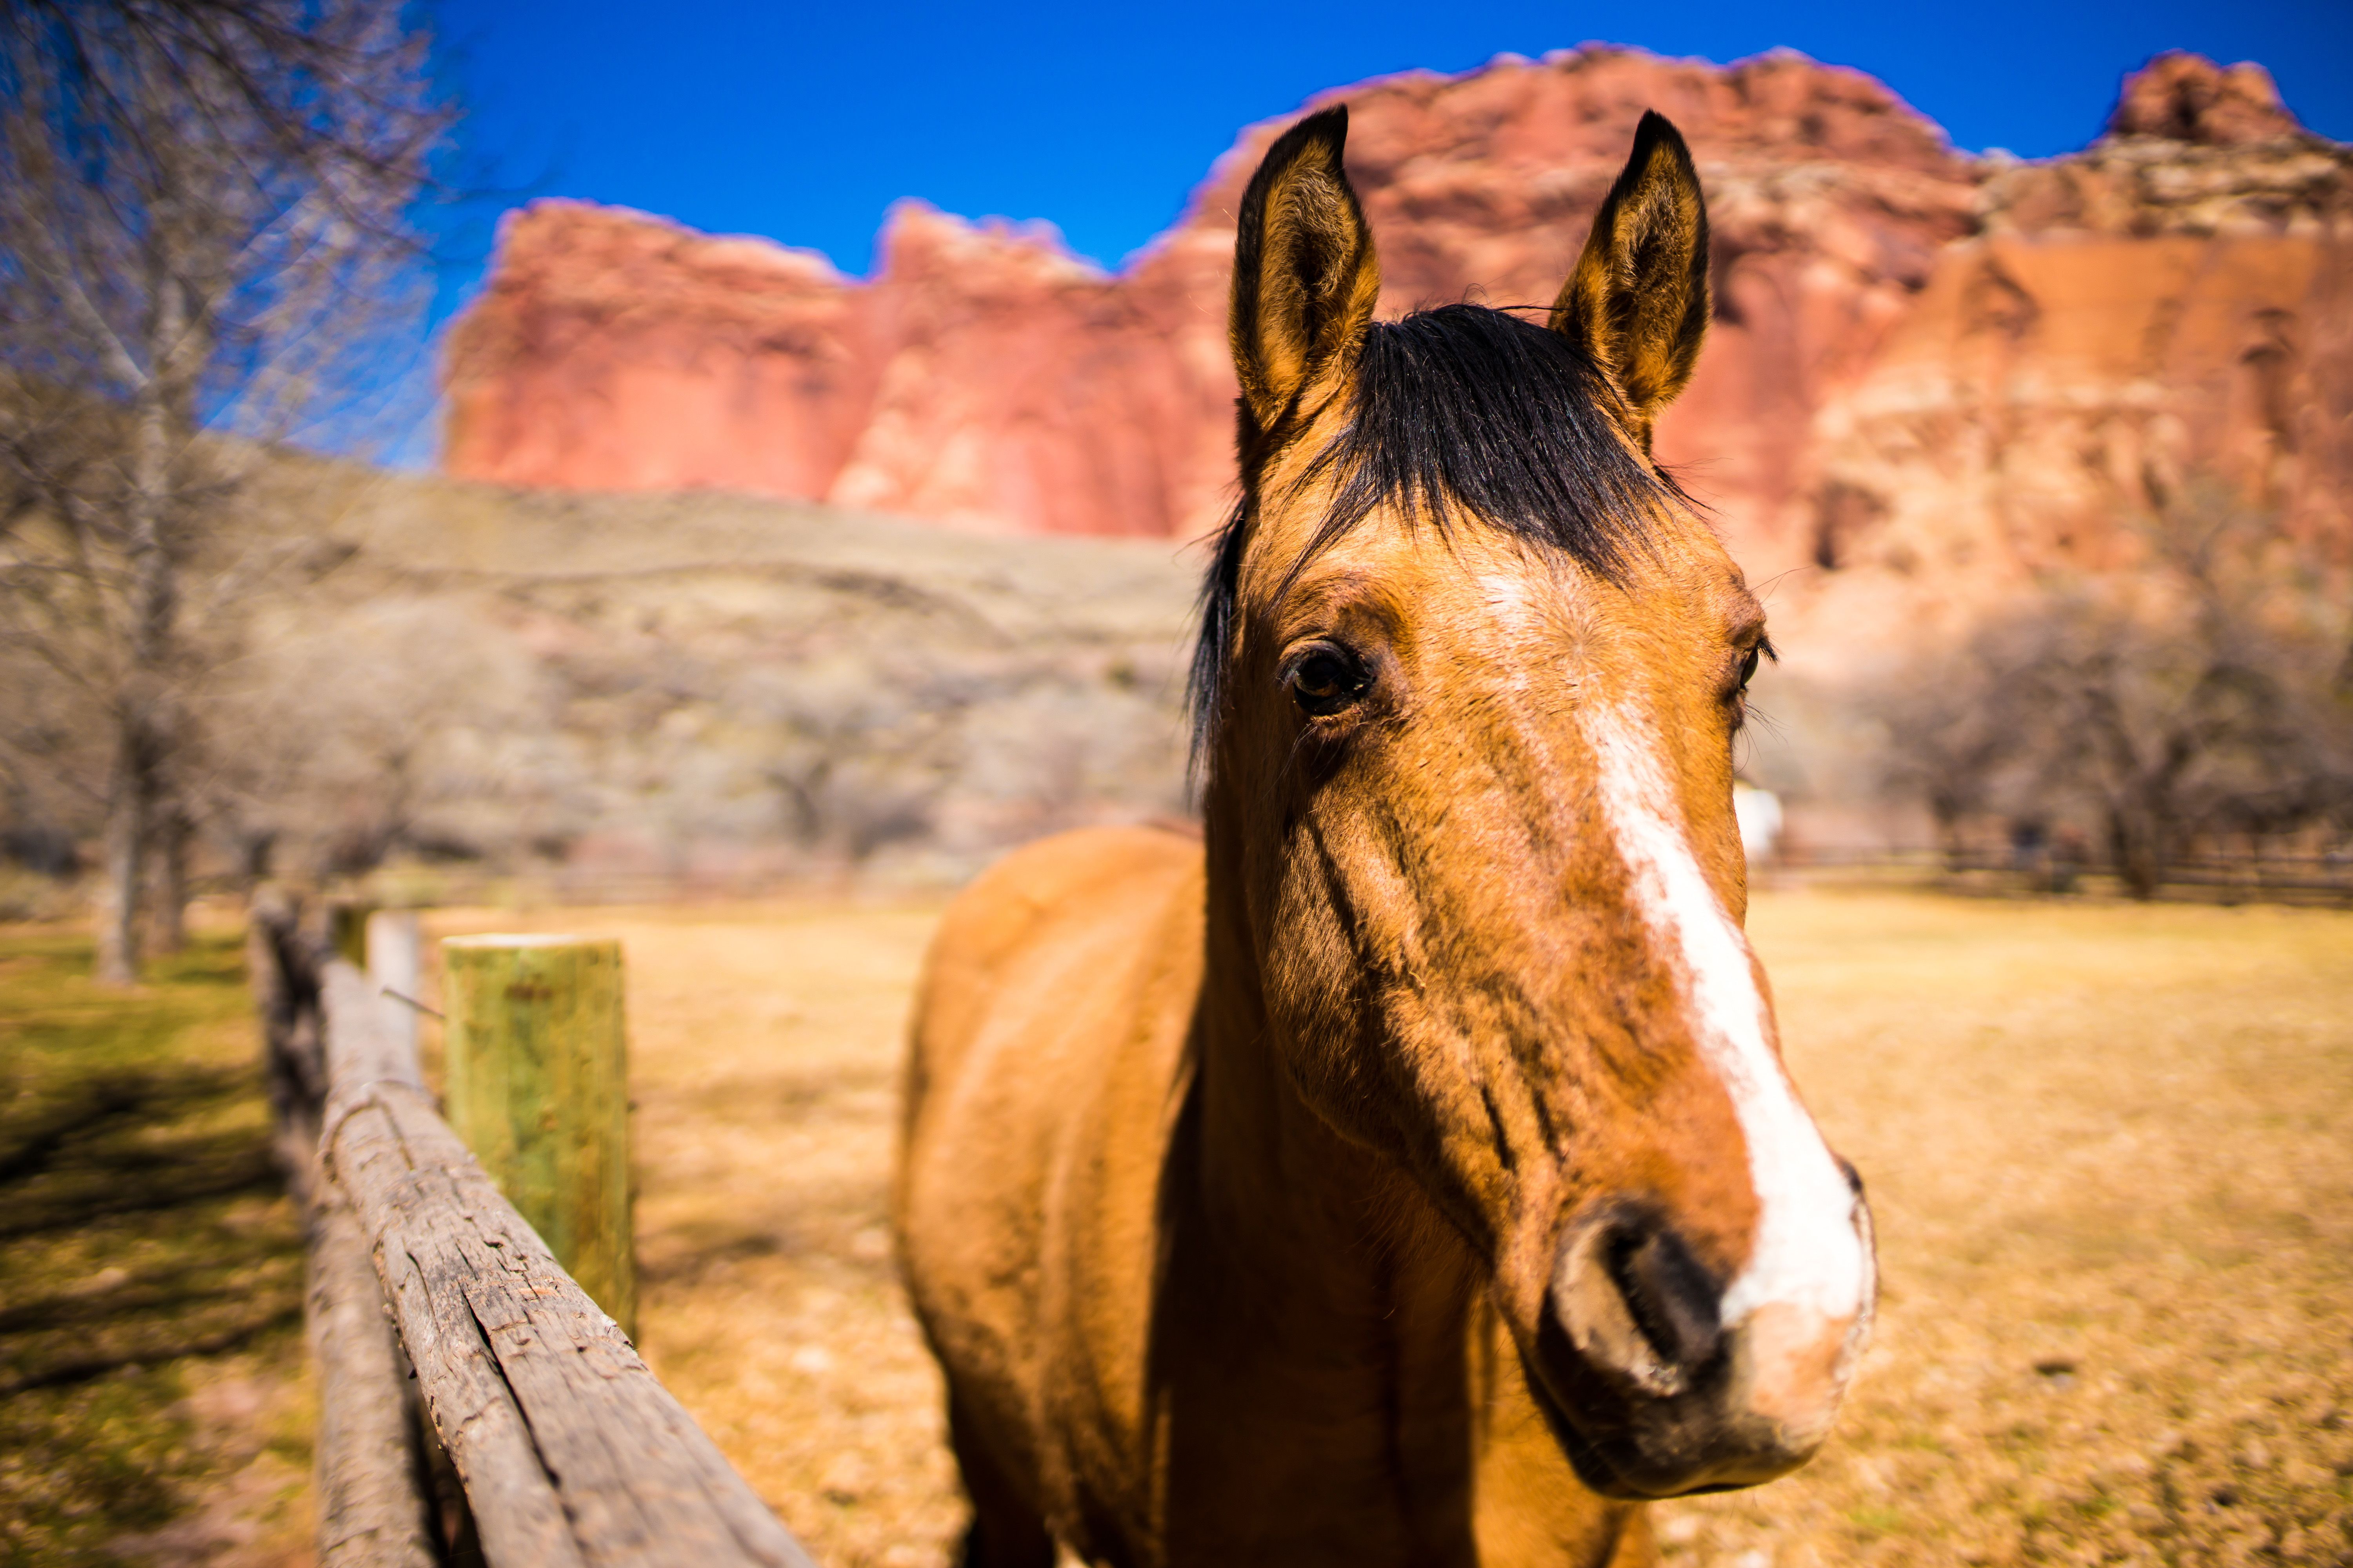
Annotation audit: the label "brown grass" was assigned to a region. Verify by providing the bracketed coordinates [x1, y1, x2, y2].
[413, 888, 2353, 1567]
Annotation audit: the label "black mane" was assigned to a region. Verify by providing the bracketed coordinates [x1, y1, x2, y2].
[1188, 302, 1681, 766]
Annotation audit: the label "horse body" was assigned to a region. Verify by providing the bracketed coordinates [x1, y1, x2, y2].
[902, 823, 1644, 1565]
[898, 107, 1873, 1568]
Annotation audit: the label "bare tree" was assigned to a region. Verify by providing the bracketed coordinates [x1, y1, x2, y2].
[1875, 487, 2353, 898]
[0, 1, 450, 980]
[1872, 638, 2020, 869]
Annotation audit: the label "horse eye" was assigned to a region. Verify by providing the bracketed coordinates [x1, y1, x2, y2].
[1286, 645, 1369, 718]
[1737, 646, 1761, 691]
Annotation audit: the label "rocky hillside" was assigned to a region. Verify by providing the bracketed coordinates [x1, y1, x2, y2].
[442, 49, 2352, 678]
[196, 463, 1198, 888]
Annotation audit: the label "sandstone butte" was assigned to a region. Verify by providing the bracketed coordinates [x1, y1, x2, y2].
[440, 48, 2353, 665]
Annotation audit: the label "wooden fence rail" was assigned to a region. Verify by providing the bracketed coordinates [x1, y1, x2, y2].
[1911, 849, 2353, 904]
[254, 898, 818, 1568]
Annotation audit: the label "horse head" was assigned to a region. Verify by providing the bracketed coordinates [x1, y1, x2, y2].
[1195, 105, 1875, 1499]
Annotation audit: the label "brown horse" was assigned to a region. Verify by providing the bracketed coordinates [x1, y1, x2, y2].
[895, 106, 1875, 1568]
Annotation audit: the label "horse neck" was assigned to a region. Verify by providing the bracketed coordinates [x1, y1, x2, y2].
[1190, 785, 1480, 1347]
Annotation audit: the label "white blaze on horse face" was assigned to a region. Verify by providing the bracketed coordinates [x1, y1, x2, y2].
[1580, 702, 1869, 1332]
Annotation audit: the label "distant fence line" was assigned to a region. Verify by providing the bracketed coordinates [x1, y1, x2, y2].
[259, 834, 2351, 916]
[249, 892, 817, 1568]
[1799, 848, 2353, 906]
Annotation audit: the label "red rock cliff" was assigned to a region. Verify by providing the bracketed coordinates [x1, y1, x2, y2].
[441, 48, 2352, 605]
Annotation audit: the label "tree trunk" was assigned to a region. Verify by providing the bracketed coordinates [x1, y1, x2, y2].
[1933, 800, 1965, 874]
[151, 803, 191, 954]
[95, 237, 188, 984]
[94, 724, 150, 986]
[2109, 804, 2164, 901]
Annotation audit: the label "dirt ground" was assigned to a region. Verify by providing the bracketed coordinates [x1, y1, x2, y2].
[404, 887, 2353, 1568]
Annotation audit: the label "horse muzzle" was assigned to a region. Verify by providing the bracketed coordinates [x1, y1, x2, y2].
[1523, 1197, 1876, 1499]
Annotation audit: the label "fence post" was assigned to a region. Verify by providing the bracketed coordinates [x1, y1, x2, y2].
[329, 899, 375, 968]
[364, 909, 422, 1061]
[441, 935, 636, 1335]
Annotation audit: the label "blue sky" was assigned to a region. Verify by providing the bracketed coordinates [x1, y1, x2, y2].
[389, 0, 2347, 459]
[422, 0, 2346, 290]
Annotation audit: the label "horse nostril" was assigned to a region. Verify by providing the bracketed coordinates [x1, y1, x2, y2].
[1604, 1220, 1724, 1375]
[1539, 1203, 1864, 1494]
[1549, 1210, 1730, 1399]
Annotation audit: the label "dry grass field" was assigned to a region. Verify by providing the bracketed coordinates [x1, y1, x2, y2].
[404, 887, 2353, 1568]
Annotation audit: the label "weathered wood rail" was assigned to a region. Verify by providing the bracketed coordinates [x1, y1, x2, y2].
[253, 897, 819, 1568]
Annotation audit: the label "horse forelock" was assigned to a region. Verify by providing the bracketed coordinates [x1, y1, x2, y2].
[1187, 301, 1687, 779]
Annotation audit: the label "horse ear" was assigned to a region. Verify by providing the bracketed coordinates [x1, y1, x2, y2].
[1548, 111, 1710, 453]
[1230, 105, 1381, 431]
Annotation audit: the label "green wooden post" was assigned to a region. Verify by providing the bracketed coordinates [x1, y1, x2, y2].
[329, 900, 374, 968]
[441, 935, 636, 1335]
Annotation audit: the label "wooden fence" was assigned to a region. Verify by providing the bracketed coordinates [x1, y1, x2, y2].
[1889, 848, 2353, 905]
[249, 894, 819, 1568]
